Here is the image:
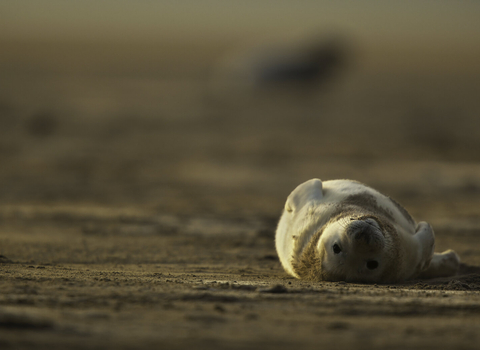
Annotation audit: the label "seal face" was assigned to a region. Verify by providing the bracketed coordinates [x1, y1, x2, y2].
[275, 179, 460, 283]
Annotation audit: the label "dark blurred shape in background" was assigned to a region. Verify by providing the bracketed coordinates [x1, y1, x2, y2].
[251, 36, 348, 88]
[25, 111, 58, 138]
[209, 33, 351, 101]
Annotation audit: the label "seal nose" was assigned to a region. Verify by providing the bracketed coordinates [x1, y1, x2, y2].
[353, 229, 374, 244]
[349, 219, 384, 249]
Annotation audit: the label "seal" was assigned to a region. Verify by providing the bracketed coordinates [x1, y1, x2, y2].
[275, 179, 460, 283]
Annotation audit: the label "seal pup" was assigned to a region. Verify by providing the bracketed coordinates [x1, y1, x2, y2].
[275, 179, 460, 283]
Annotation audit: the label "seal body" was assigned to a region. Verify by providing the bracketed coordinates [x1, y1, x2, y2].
[275, 179, 460, 283]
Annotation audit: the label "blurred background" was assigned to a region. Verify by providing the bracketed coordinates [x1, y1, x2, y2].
[1, 1, 480, 222]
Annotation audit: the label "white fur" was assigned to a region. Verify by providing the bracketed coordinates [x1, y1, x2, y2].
[275, 179, 460, 283]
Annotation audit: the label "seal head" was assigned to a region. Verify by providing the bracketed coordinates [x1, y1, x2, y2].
[316, 215, 390, 283]
[292, 210, 400, 283]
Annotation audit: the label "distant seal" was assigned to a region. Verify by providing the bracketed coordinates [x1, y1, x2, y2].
[275, 179, 460, 283]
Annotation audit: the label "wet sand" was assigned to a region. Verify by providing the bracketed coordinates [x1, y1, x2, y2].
[1, 40, 480, 349]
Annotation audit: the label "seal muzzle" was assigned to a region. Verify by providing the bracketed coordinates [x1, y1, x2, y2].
[348, 218, 385, 250]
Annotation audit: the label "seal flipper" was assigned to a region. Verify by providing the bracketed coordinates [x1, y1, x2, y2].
[418, 250, 460, 279]
[285, 178, 323, 213]
[408, 221, 436, 277]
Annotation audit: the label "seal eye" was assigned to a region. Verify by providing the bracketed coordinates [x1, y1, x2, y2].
[332, 244, 342, 254]
[366, 260, 379, 270]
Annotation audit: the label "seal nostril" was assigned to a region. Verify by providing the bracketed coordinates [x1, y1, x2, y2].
[366, 260, 378, 270]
